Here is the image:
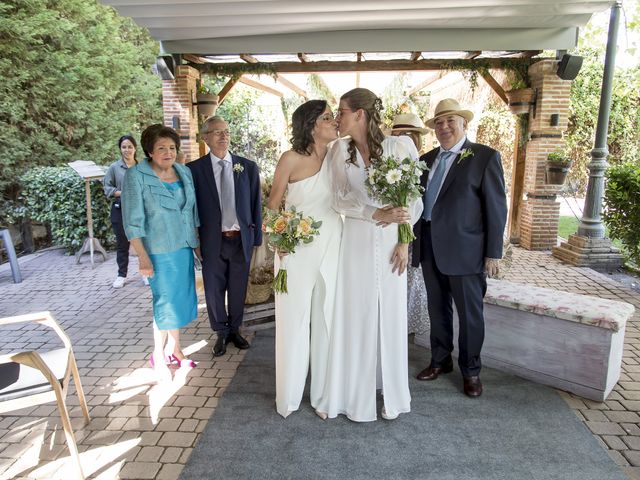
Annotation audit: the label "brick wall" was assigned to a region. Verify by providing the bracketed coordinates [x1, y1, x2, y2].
[519, 59, 572, 250]
[162, 65, 201, 163]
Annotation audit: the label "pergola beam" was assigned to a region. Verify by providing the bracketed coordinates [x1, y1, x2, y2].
[406, 72, 446, 95]
[479, 70, 508, 104]
[198, 58, 535, 75]
[241, 53, 307, 98]
[238, 76, 284, 98]
[217, 77, 240, 104]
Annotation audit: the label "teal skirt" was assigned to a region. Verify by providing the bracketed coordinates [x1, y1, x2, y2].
[149, 247, 197, 330]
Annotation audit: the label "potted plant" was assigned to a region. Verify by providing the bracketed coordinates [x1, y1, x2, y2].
[196, 84, 218, 117]
[245, 264, 273, 305]
[504, 73, 536, 116]
[546, 150, 572, 185]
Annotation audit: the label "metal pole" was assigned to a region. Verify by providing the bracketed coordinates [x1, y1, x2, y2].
[577, 1, 621, 238]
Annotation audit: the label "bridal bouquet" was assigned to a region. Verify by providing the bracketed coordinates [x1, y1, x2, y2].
[365, 155, 428, 243]
[263, 207, 322, 293]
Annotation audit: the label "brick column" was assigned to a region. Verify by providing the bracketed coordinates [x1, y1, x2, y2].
[519, 59, 571, 250]
[162, 65, 200, 163]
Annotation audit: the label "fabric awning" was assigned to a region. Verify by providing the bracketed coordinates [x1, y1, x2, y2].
[101, 0, 613, 54]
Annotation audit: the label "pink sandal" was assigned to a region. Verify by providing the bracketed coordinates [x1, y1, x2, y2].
[169, 354, 196, 368]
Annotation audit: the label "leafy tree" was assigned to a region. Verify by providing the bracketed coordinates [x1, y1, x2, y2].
[0, 0, 162, 220]
[203, 76, 283, 178]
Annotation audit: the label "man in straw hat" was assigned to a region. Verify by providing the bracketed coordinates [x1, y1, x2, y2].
[411, 98, 507, 397]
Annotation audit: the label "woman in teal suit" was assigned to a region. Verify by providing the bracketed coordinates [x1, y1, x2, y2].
[122, 125, 200, 380]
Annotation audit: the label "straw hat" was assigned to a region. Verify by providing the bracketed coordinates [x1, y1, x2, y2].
[391, 113, 428, 135]
[425, 99, 474, 129]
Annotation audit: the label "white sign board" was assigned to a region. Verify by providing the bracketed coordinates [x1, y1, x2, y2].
[68, 160, 105, 180]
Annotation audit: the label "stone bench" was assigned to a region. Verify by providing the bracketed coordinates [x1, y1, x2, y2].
[453, 279, 635, 402]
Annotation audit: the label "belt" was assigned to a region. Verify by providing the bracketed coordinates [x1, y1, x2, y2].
[222, 230, 241, 238]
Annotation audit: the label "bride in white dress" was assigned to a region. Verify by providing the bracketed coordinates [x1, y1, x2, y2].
[316, 88, 422, 422]
[267, 100, 343, 418]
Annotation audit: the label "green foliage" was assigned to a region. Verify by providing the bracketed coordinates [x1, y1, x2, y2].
[0, 0, 162, 215]
[379, 73, 430, 132]
[604, 162, 640, 264]
[566, 47, 640, 194]
[547, 150, 572, 166]
[306, 74, 337, 107]
[476, 99, 516, 191]
[19, 166, 113, 252]
[203, 78, 282, 178]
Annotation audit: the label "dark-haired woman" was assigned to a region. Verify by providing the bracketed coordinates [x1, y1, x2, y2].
[317, 88, 422, 422]
[267, 100, 342, 418]
[122, 125, 200, 381]
[103, 135, 138, 288]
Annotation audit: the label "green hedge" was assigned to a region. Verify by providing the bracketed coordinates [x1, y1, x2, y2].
[19, 166, 113, 253]
[603, 162, 640, 266]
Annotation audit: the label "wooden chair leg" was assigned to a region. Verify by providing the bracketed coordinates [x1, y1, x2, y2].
[70, 357, 90, 425]
[52, 382, 85, 479]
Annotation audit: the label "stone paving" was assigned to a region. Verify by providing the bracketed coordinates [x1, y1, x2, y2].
[0, 245, 639, 479]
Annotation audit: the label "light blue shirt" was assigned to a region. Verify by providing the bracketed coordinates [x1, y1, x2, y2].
[122, 159, 200, 255]
[427, 136, 467, 201]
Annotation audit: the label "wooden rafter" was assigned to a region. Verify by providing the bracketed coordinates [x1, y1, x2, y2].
[199, 58, 534, 74]
[465, 51, 482, 59]
[238, 76, 283, 98]
[241, 53, 307, 98]
[479, 70, 508, 104]
[407, 72, 446, 95]
[277, 75, 308, 99]
[298, 53, 310, 63]
[518, 50, 543, 58]
[410, 51, 422, 62]
[217, 77, 240, 104]
[183, 54, 205, 64]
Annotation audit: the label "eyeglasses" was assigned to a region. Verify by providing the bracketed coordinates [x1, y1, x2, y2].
[318, 113, 336, 122]
[203, 129, 230, 137]
[334, 108, 353, 119]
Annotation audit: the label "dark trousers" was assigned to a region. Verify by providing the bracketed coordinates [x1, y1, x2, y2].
[201, 236, 251, 337]
[420, 221, 486, 377]
[110, 204, 129, 278]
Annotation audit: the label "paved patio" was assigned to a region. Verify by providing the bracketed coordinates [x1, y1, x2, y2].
[0, 245, 639, 479]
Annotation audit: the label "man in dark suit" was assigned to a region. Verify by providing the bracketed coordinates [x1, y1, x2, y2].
[412, 99, 507, 397]
[187, 115, 262, 357]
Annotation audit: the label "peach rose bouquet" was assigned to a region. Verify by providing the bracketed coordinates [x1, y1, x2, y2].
[263, 207, 322, 293]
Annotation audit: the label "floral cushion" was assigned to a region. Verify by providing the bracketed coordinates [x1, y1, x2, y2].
[486, 279, 635, 332]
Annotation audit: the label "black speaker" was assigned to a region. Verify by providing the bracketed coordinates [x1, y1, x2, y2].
[154, 55, 176, 80]
[557, 54, 583, 80]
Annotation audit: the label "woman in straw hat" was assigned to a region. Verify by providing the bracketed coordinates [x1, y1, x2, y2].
[390, 113, 431, 342]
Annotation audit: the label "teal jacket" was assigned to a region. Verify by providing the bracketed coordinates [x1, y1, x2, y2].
[122, 159, 200, 254]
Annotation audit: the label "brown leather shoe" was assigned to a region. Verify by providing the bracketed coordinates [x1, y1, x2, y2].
[463, 376, 483, 397]
[416, 362, 454, 381]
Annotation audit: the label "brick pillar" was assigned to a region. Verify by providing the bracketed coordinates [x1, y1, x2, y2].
[162, 65, 200, 163]
[519, 59, 571, 250]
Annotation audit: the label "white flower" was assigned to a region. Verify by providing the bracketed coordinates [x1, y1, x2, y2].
[368, 168, 377, 183]
[401, 163, 411, 171]
[385, 169, 402, 184]
[233, 163, 244, 174]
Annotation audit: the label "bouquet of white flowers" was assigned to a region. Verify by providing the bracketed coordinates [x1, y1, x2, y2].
[365, 155, 427, 243]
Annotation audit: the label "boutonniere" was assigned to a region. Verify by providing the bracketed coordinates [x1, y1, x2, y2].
[233, 163, 244, 174]
[457, 148, 474, 164]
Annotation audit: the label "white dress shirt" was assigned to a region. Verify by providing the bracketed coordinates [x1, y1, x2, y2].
[426, 136, 467, 202]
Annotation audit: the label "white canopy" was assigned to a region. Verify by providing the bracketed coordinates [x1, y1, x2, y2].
[102, 0, 613, 54]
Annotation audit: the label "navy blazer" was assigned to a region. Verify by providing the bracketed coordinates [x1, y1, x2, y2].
[187, 153, 262, 263]
[412, 139, 507, 275]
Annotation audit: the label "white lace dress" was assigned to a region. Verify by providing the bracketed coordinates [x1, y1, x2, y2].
[316, 136, 422, 422]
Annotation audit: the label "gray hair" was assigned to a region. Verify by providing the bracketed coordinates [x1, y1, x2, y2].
[202, 115, 226, 130]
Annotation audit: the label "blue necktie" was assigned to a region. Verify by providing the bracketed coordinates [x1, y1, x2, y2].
[423, 151, 453, 221]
